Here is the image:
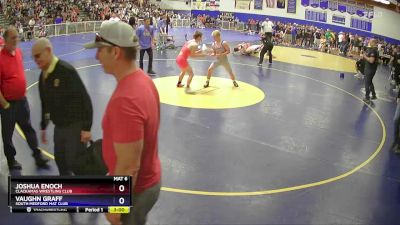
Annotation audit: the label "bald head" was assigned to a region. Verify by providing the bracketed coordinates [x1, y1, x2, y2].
[33, 38, 53, 52]
[32, 38, 54, 71]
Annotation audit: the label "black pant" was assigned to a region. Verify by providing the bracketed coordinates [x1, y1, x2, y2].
[53, 122, 86, 176]
[394, 104, 400, 146]
[259, 46, 273, 64]
[0, 97, 40, 161]
[265, 32, 272, 39]
[139, 48, 153, 72]
[394, 71, 400, 86]
[364, 72, 376, 99]
[382, 57, 390, 65]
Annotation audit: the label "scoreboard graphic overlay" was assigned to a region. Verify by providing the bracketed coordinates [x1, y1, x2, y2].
[9, 176, 132, 213]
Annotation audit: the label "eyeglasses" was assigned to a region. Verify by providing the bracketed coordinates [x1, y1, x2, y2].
[95, 33, 119, 47]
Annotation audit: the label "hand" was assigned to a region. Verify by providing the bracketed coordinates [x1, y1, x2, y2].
[2, 101, 10, 109]
[80, 131, 91, 143]
[105, 213, 121, 225]
[41, 130, 48, 145]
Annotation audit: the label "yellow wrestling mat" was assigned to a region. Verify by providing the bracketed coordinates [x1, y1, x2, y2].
[153, 76, 265, 109]
[256, 46, 356, 73]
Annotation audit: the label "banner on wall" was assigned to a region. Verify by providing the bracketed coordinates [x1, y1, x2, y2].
[346, 0, 357, 15]
[277, 0, 286, 8]
[337, 0, 347, 13]
[319, 0, 328, 10]
[366, 5, 374, 19]
[266, 0, 276, 8]
[287, 0, 297, 13]
[235, 0, 252, 10]
[305, 9, 327, 22]
[254, 0, 263, 10]
[192, 0, 206, 10]
[310, 0, 319, 8]
[301, 0, 309, 7]
[350, 17, 372, 32]
[205, 0, 220, 10]
[328, 0, 338, 11]
[356, 8, 366, 17]
[302, 0, 374, 18]
[332, 14, 345, 24]
[220, 12, 234, 19]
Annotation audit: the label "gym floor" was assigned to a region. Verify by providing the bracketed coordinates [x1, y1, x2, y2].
[1, 28, 400, 225]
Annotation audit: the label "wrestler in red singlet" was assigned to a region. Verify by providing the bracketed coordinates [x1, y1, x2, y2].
[176, 30, 207, 89]
[176, 40, 192, 70]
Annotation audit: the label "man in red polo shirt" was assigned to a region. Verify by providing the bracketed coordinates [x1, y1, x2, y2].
[0, 27, 49, 170]
[84, 21, 161, 225]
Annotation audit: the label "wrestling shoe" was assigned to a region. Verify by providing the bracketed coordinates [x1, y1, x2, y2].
[177, 82, 184, 87]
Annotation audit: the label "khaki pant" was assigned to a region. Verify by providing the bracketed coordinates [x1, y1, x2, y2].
[121, 182, 161, 225]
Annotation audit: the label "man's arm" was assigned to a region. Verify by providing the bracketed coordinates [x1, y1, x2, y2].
[70, 69, 93, 132]
[67, 67, 93, 142]
[105, 140, 143, 225]
[363, 52, 376, 64]
[151, 27, 157, 46]
[113, 140, 144, 186]
[190, 44, 208, 57]
[0, 64, 9, 108]
[108, 97, 146, 179]
[38, 74, 50, 130]
[136, 27, 141, 39]
[0, 91, 10, 108]
[389, 55, 394, 65]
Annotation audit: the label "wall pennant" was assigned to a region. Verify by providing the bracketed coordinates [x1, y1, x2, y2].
[328, 0, 338, 11]
[301, 0, 310, 6]
[337, 0, 347, 13]
[319, 0, 329, 10]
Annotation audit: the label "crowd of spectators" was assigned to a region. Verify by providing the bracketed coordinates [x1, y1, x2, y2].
[265, 20, 395, 61]
[4, 0, 82, 27]
[2, 0, 83, 40]
[1, 0, 397, 61]
[190, 15, 396, 61]
[84, 0, 156, 22]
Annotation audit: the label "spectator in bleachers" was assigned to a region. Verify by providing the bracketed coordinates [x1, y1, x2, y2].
[261, 18, 274, 39]
[2, 0, 397, 60]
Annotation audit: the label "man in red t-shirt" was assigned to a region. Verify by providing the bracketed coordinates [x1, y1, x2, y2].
[85, 21, 161, 225]
[0, 27, 49, 170]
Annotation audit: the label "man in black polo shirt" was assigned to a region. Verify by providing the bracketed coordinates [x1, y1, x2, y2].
[258, 33, 274, 65]
[362, 39, 379, 103]
[391, 45, 400, 88]
[31, 38, 93, 176]
[392, 46, 400, 153]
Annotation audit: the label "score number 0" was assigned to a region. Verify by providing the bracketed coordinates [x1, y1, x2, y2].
[118, 185, 126, 205]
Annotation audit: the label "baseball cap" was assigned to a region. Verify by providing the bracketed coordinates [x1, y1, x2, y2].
[84, 21, 139, 49]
